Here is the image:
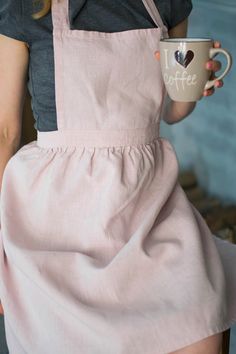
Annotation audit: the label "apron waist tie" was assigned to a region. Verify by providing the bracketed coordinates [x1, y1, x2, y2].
[36, 124, 160, 148]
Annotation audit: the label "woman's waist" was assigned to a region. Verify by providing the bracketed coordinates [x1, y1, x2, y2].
[36, 125, 160, 148]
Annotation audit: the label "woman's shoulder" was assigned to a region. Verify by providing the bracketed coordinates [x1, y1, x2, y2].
[0, 0, 52, 46]
[0, 0, 27, 43]
[154, 0, 193, 29]
[0, 0, 21, 14]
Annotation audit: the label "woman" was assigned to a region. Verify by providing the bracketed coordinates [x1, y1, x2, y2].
[0, 0, 236, 353]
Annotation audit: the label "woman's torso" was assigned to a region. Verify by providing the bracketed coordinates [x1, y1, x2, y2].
[0, 0, 192, 132]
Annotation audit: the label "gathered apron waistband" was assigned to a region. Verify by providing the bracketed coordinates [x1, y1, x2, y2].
[36, 124, 160, 148]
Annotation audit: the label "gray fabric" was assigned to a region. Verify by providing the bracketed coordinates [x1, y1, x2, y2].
[0, 0, 192, 132]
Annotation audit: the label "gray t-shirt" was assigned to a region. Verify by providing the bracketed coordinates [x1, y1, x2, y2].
[0, 0, 192, 132]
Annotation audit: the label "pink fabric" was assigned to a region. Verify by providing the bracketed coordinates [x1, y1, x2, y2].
[0, 0, 236, 353]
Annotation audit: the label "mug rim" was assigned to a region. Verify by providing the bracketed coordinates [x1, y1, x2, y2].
[160, 38, 213, 43]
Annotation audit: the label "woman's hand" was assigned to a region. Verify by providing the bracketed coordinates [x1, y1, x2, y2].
[203, 41, 224, 97]
[154, 40, 224, 98]
[0, 301, 4, 315]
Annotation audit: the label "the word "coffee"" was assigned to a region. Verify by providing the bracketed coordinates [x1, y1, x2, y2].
[163, 71, 197, 91]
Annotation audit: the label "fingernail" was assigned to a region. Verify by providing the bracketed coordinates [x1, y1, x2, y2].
[216, 81, 221, 87]
[207, 62, 213, 69]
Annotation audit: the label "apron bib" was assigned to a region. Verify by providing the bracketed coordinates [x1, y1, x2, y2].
[0, 0, 236, 353]
[37, 0, 168, 147]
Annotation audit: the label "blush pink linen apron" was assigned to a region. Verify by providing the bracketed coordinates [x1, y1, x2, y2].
[0, 0, 236, 353]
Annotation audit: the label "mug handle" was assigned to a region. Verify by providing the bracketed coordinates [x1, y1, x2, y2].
[204, 48, 232, 91]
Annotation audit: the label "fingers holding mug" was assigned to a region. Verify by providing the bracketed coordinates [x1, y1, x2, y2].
[203, 59, 224, 97]
[204, 45, 232, 91]
[155, 51, 161, 61]
[158, 38, 232, 102]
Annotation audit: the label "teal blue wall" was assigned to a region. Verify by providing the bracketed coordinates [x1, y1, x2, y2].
[160, 0, 236, 203]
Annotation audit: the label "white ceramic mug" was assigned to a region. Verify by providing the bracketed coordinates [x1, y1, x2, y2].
[159, 38, 233, 102]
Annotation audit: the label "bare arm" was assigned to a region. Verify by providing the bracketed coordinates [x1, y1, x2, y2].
[0, 34, 29, 192]
[161, 18, 197, 125]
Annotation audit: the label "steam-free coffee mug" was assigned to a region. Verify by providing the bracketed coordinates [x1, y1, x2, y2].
[159, 38, 232, 102]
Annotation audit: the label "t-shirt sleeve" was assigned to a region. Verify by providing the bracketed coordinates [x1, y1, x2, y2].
[162, 0, 193, 30]
[0, 0, 27, 43]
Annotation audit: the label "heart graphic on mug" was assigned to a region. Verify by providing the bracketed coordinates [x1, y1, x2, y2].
[175, 50, 194, 68]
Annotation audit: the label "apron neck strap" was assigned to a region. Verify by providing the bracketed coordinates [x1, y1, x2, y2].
[141, 0, 168, 32]
[51, 0, 168, 37]
[51, 0, 70, 30]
